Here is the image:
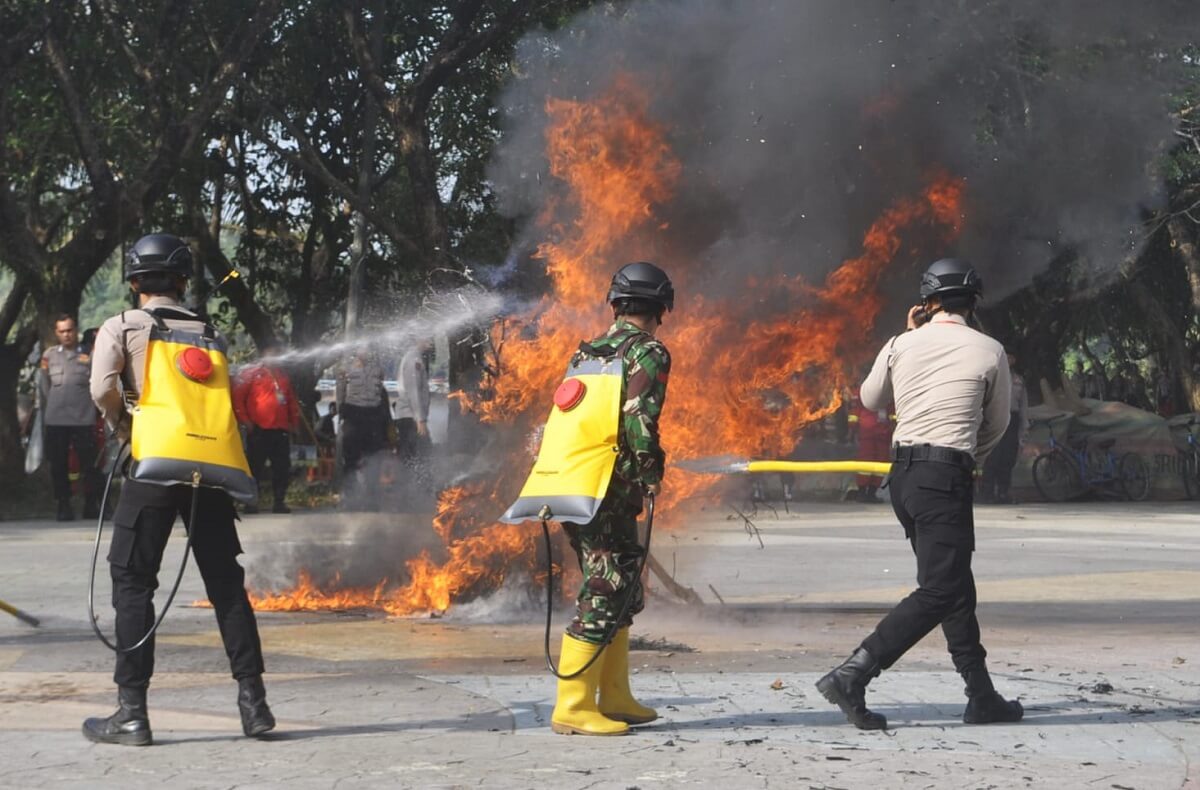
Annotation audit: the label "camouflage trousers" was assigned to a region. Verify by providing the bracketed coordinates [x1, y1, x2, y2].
[562, 503, 645, 645]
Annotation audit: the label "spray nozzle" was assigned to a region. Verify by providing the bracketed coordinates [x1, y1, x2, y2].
[216, 269, 242, 288]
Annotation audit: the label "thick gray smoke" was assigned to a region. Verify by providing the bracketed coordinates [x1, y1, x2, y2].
[490, 0, 1190, 307]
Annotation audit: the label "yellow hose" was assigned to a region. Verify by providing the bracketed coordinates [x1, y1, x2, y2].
[0, 598, 39, 627]
[745, 460, 893, 475]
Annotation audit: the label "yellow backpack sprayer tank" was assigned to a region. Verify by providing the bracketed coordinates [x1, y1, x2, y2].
[128, 310, 256, 501]
[500, 352, 624, 526]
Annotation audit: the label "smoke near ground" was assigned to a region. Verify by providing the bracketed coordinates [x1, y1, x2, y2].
[245, 511, 445, 591]
[490, 0, 1189, 307]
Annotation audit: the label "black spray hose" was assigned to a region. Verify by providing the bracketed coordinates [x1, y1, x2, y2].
[88, 443, 198, 653]
[542, 494, 655, 680]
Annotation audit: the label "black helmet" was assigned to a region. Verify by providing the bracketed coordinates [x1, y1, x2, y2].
[607, 261, 674, 312]
[125, 234, 193, 281]
[919, 258, 982, 301]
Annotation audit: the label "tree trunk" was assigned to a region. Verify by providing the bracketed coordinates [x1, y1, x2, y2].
[1168, 215, 1200, 312]
[400, 123, 452, 268]
[345, 9, 382, 339]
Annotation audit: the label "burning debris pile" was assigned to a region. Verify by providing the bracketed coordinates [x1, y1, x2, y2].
[245, 79, 962, 617]
[245, 0, 1178, 617]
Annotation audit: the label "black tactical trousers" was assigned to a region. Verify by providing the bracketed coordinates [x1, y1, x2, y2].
[45, 424, 101, 502]
[108, 480, 265, 688]
[980, 417, 1021, 497]
[339, 403, 386, 473]
[247, 427, 291, 505]
[861, 459, 987, 675]
[394, 418, 432, 489]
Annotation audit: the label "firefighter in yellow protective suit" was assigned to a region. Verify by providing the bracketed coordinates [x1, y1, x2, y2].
[83, 234, 273, 746]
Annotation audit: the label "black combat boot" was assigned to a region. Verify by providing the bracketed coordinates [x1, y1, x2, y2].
[816, 647, 887, 730]
[56, 499, 74, 522]
[962, 668, 1023, 724]
[82, 686, 152, 746]
[237, 675, 276, 737]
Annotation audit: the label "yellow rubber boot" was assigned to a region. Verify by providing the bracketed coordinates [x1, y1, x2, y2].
[550, 634, 629, 736]
[599, 627, 658, 725]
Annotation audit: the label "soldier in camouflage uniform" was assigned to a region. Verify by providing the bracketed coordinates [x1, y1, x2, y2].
[552, 262, 673, 737]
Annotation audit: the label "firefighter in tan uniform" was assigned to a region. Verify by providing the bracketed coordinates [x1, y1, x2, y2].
[817, 259, 1024, 730]
[83, 234, 273, 746]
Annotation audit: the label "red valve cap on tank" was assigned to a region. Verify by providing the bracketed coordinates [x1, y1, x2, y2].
[176, 347, 214, 382]
[553, 378, 586, 411]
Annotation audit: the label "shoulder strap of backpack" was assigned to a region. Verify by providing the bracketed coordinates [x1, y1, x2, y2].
[141, 307, 217, 339]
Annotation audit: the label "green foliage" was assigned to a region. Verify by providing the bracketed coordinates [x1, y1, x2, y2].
[79, 255, 128, 332]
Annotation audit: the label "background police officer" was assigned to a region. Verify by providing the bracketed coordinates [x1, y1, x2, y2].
[84, 233, 273, 746]
[335, 345, 390, 507]
[393, 337, 434, 496]
[551, 262, 672, 737]
[38, 314, 102, 521]
[817, 258, 1023, 730]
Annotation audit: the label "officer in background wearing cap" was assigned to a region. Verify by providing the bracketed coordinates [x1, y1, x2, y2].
[38, 313, 103, 521]
[817, 258, 1024, 730]
[83, 233, 274, 746]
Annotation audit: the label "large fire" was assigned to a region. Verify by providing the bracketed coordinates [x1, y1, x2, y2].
[244, 74, 964, 617]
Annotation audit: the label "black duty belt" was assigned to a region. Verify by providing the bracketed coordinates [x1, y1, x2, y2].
[892, 444, 975, 471]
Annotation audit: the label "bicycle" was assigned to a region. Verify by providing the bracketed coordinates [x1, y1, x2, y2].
[1032, 420, 1150, 502]
[1179, 417, 1200, 500]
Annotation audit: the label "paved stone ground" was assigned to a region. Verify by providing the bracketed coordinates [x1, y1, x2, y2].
[1, 501, 1198, 789]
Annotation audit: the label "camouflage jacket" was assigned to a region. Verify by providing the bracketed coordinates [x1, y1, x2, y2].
[573, 320, 671, 508]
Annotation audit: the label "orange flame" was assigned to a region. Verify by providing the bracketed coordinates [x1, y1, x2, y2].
[237, 519, 541, 616]
[248, 73, 964, 617]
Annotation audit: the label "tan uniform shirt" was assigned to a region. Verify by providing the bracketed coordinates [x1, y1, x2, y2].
[89, 296, 215, 430]
[393, 348, 430, 422]
[335, 355, 386, 409]
[861, 313, 1011, 464]
[39, 345, 98, 426]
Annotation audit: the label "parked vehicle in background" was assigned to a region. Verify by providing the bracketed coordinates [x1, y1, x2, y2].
[1032, 420, 1150, 502]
